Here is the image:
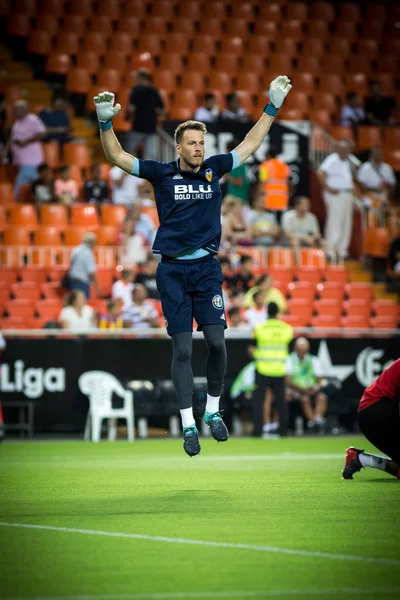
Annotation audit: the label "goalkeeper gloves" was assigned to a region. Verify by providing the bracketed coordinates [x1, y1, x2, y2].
[264, 75, 292, 118]
[94, 91, 121, 131]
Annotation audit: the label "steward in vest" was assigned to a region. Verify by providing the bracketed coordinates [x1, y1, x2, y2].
[251, 302, 293, 437]
[258, 145, 290, 219]
[285, 337, 328, 432]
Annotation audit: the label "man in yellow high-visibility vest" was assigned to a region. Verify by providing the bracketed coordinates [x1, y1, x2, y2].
[251, 302, 293, 437]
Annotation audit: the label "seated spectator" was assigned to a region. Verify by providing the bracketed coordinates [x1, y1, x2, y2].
[221, 93, 250, 122]
[244, 289, 267, 328]
[0, 93, 7, 151]
[340, 92, 365, 128]
[225, 139, 251, 204]
[246, 190, 280, 247]
[364, 81, 395, 126]
[227, 306, 250, 329]
[99, 300, 123, 329]
[31, 162, 55, 203]
[227, 254, 255, 292]
[194, 93, 220, 123]
[120, 218, 150, 266]
[282, 196, 325, 250]
[55, 165, 79, 204]
[66, 232, 99, 299]
[135, 258, 160, 299]
[243, 274, 287, 314]
[110, 164, 147, 205]
[39, 93, 71, 146]
[111, 269, 135, 312]
[389, 236, 400, 272]
[285, 337, 328, 432]
[129, 204, 156, 245]
[218, 256, 233, 286]
[122, 284, 159, 329]
[357, 146, 396, 224]
[59, 289, 96, 330]
[221, 196, 253, 247]
[84, 163, 109, 204]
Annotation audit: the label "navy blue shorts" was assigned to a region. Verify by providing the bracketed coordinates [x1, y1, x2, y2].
[156, 256, 227, 336]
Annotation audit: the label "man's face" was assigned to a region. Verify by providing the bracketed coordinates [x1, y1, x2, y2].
[255, 193, 265, 210]
[296, 342, 308, 359]
[205, 96, 215, 110]
[371, 147, 383, 163]
[370, 83, 381, 97]
[230, 312, 241, 326]
[296, 198, 310, 214]
[241, 259, 252, 274]
[14, 101, 28, 120]
[337, 142, 350, 160]
[229, 95, 240, 111]
[176, 129, 205, 169]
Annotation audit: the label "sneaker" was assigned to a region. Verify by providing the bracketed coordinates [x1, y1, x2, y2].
[204, 411, 229, 442]
[183, 426, 201, 457]
[342, 446, 363, 480]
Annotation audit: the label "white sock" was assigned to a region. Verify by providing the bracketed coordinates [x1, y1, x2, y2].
[180, 408, 195, 429]
[263, 423, 272, 433]
[359, 452, 387, 471]
[205, 394, 219, 414]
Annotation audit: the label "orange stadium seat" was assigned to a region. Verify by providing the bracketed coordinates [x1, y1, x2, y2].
[203, 0, 226, 20]
[301, 38, 326, 57]
[17, 183, 32, 204]
[237, 71, 260, 94]
[54, 32, 80, 55]
[0, 317, 28, 330]
[310, 2, 335, 21]
[334, 22, 358, 43]
[19, 267, 47, 284]
[171, 17, 196, 36]
[315, 283, 345, 302]
[0, 205, 7, 231]
[96, 267, 114, 296]
[103, 52, 130, 74]
[294, 267, 322, 286]
[9, 204, 38, 229]
[369, 316, 399, 330]
[151, 0, 176, 19]
[283, 91, 309, 114]
[41, 282, 63, 299]
[330, 126, 355, 143]
[178, 3, 201, 19]
[372, 300, 399, 319]
[3, 228, 31, 246]
[247, 36, 274, 55]
[186, 54, 212, 75]
[309, 109, 332, 129]
[306, 19, 330, 39]
[46, 53, 71, 75]
[384, 151, 400, 172]
[343, 300, 371, 319]
[76, 52, 101, 75]
[356, 127, 382, 151]
[109, 33, 134, 55]
[293, 72, 315, 95]
[362, 21, 384, 41]
[137, 34, 162, 56]
[220, 37, 244, 56]
[101, 204, 127, 226]
[96, 226, 119, 246]
[241, 55, 265, 77]
[231, 2, 255, 21]
[208, 72, 233, 95]
[225, 20, 250, 39]
[164, 33, 190, 54]
[0, 182, 15, 204]
[180, 72, 207, 94]
[338, 2, 361, 21]
[267, 55, 294, 77]
[70, 205, 99, 229]
[11, 282, 41, 303]
[278, 108, 306, 121]
[297, 56, 321, 75]
[198, 19, 223, 39]
[327, 39, 351, 60]
[143, 16, 168, 36]
[268, 248, 295, 269]
[69, 0, 93, 17]
[340, 316, 369, 329]
[277, 38, 299, 58]
[64, 228, 87, 246]
[39, 204, 68, 228]
[344, 283, 373, 301]
[310, 315, 340, 329]
[120, 0, 147, 19]
[319, 75, 345, 99]
[34, 226, 62, 246]
[259, 3, 282, 22]
[28, 30, 52, 55]
[0, 268, 18, 286]
[282, 314, 311, 328]
[82, 32, 107, 55]
[64, 143, 91, 169]
[287, 282, 315, 303]
[169, 107, 193, 121]
[0, 286, 11, 311]
[286, 1, 308, 20]
[357, 39, 379, 61]
[36, 299, 62, 320]
[35, 15, 59, 35]
[159, 53, 183, 73]
[281, 20, 304, 41]
[346, 73, 368, 97]
[323, 267, 349, 285]
[286, 299, 313, 320]
[7, 14, 31, 37]
[215, 54, 240, 74]
[313, 299, 342, 319]
[191, 36, 216, 57]
[89, 15, 114, 36]
[63, 15, 86, 35]
[375, 74, 395, 97]
[172, 89, 197, 114]
[47, 267, 68, 283]
[66, 68, 92, 95]
[116, 17, 140, 37]
[313, 92, 338, 115]
[96, 69, 121, 93]
[42, 142, 61, 169]
[5, 299, 35, 319]
[348, 56, 373, 76]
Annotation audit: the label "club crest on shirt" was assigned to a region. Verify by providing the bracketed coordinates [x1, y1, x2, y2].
[205, 168, 213, 182]
[212, 294, 223, 310]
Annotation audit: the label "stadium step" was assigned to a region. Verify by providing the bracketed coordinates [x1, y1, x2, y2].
[345, 261, 373, 283]
[372, 283, 398, 301]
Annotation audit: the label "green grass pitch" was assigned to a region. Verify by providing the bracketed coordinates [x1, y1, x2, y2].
[1, 437, 399, 600]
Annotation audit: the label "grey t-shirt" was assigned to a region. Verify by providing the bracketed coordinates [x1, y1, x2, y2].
[68, 244, 96, 284]
[247, 210, 277, 246]
[282, 210, 321, 239]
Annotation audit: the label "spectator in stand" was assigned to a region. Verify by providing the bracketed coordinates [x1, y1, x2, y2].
[84, 163, 109, 204]
[135, 257, 160, 299]
[129, 203, 157, 246]
[54, 165, 79, 204]
[1, 99, 47, 197]
[218, 256, 233, 285]
[126, 69, 165, 159]
[99, 300, 123, 329]
[245, 289, 268, 328]
[285, 337, 328, 432]
[110, 164, 147, 205]
[357, 146, 396, 225]
[120, 218, 150, 266]
[317, 140, 356, 265]
[66, 232, 100, 299]
[247, 190, 281, 247]
[122, 284, 159, 329]
[340, 92, 365, 128]
[59, 289, 96, 330]
[243, 274, 287, 315]
[389, 236, 400, 272]
[111, 269, 135, 312]
[0, 93, 7, 151]
[39, 93, 71, 147]
[227, 306, 249, 329]
[194, 93, 220, 123]
[227, 254, 255, 292]
[282, 196, 325, 250]
[221, 93, 250, 123]
[31, 163, 55, 204]
[221, 195, 253, 247]
[224, 139, 251, 204]
[258, 145, 291, 224]
[365, 81, 396, 127]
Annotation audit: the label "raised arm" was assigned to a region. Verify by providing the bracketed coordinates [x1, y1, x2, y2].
[234, 76, 292, 165]
[94, 92, 135, 174]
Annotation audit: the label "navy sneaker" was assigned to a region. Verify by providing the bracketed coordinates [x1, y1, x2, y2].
[342, 446, 363, 479]
[183, 426, 201, 457]
[204, 411, 229, 442]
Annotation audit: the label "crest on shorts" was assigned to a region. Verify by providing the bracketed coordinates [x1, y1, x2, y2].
[212, 294, 223, 310]
[205, 168, 213, 182]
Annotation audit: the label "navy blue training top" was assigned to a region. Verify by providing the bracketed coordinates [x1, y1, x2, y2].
[131, 151, 239, 257]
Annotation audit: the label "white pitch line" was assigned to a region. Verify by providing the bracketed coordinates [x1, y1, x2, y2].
[3, 587, 400, 600]
[0, 523, 398, 566]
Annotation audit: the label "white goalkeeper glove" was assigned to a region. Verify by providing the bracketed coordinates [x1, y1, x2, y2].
[94, 91, 121, 130]
[264, 75, 292, 117]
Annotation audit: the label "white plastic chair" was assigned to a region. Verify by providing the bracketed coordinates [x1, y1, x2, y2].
[78, 371, 134, 442]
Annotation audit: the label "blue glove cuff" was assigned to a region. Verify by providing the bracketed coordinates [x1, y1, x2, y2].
[99, 120, 113, 131]
[263, 102, 278, 118]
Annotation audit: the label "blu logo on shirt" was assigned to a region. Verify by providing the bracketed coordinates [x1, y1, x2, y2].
[174, 184, 212, 201]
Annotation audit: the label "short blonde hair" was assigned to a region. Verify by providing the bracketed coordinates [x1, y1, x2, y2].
[174, 120, 207, 144]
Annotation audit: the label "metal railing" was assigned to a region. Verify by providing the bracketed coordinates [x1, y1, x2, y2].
[158, 128, 176, 163]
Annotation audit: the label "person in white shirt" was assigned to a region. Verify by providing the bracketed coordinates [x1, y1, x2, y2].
[59, 290, 96, 331]
[221, 93, 250, 122]
[282, 196, 325, 250]
[357, 146, 396, 225]
[122, 284, 159, 329]
[285, 337, 328, 431]
[246, 191, 280, 246]
[340, 92, 365, 128]
[110, 165, 146, 205]
[111, 269, 134, 312]
[227, 306, 250, 329]
[317, 140, 356, 264]
[245, 290, 267, 329]
[194, 93, 220, 123]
